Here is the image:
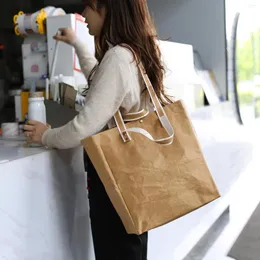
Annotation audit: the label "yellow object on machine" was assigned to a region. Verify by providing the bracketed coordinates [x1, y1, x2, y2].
[13, 7, 65, 36]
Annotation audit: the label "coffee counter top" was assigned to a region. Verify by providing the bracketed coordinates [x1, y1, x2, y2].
[0, 137, 47, 164]
[0, 142, 94, 260]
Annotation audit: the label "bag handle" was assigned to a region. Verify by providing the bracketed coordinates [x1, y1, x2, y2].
[122, 109, 149, 122]
[114, 45, 174, 145]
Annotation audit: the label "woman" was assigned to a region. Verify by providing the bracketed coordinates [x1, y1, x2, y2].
[24, 0, 169, 259]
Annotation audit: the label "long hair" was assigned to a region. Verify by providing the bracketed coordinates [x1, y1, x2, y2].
[83, 0, 171, 104]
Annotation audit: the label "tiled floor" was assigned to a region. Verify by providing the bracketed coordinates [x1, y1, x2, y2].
[202, 121, 260, 260]
[228, 200, 260, 260]
[184, 208, 230, 260]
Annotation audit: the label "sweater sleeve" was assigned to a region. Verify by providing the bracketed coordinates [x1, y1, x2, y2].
[42, 49, 130, 149]
[72, 38, 98, 79]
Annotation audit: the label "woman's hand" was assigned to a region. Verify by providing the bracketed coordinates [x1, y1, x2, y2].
[53, 28, 77, 45]
[24, 120, 49, 145]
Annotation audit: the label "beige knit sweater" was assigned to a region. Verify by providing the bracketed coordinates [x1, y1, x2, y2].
[42, 39, 147, 149]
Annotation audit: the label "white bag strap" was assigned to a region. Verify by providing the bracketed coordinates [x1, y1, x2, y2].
[122, 109, 149, 122]
[114, 45, 174, 145]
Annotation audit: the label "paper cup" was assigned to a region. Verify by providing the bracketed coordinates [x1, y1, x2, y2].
[1, 123, 19, 138]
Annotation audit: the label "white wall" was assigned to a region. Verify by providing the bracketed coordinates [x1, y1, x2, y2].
[148, 0, 227, 99]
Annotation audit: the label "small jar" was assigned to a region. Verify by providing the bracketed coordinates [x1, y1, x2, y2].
[28, 97, 46, 124]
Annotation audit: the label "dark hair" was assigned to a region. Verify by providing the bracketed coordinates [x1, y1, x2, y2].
[83, 0, 171, 104]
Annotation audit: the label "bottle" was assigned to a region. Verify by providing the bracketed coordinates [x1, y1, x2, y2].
[28, 93, 46, 124]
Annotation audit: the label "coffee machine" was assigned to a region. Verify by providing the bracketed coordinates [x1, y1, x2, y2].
[12, 6, 95, 126]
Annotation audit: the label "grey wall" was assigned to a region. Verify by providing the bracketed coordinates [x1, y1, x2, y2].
[148, 0, 227, 99]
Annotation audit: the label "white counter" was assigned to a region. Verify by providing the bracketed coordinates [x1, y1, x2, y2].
[0, 138, 45, 164]
[0, 102, 259, 260]
[0, 142, 94, 260]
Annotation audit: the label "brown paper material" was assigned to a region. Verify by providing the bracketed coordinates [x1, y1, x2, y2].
[82, 100, 220, 235]
[63, 84, 77, 109]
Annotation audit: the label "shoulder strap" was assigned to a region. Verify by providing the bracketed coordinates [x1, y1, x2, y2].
[114, 44, 174, 145]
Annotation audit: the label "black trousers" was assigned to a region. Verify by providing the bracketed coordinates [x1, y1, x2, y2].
[85, 154, 148, 260]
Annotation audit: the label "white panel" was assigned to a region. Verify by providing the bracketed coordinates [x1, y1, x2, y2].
[159, 40, 203, 110]
[46, 14, 95, 86]
[46, 15, 75, 77]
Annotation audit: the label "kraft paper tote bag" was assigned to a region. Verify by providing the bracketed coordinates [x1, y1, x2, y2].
[82, 49, 220, 235]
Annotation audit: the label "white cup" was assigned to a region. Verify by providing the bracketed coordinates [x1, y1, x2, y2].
[1, 123, 19, 139]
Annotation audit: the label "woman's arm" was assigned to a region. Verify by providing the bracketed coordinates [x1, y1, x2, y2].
[42, 48, 131, 149]
[72, 38, 98, 79]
